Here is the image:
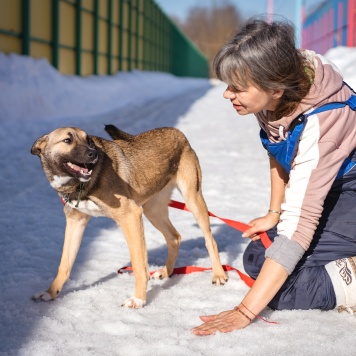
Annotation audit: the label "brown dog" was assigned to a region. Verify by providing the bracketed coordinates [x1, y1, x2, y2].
[31, 125, 227, 308]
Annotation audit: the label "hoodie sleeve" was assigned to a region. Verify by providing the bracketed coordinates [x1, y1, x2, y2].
[266, 87, 356, 274]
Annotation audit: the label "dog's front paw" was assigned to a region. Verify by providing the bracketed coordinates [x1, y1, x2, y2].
[32, 291, 54, 302]
[212, 272, 228, 286]
[122, 297, 145, 308]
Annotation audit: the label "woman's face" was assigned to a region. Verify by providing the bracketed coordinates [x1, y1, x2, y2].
[223, 83, 283, 115]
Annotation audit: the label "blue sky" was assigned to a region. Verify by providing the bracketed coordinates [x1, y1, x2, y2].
[154, 0, 325, 25]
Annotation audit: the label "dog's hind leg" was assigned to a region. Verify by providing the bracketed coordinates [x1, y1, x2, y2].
[177, 151, 228, 285]
[32, 207, 90, 301]
[143, 185, 181, 280]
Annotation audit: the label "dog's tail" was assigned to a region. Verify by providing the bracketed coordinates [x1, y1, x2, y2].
[104, 124, 134, 141]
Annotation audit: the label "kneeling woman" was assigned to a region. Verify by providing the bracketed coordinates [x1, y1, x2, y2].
[193, 19, 356, 335]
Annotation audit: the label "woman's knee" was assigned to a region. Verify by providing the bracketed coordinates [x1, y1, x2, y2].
[243, 240, 267, 279]
[243, 227, 275, 279]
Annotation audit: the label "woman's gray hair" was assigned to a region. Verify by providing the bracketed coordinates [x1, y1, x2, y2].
[214, 19, 314, 120]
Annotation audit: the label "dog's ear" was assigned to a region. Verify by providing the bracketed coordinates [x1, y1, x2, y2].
[31, 135, 49, 156]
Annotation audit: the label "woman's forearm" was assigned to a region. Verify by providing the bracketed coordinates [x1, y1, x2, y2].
[239, 257, 288, 317]
[240, 162, 289, 317]
[269, 157, 288, 212]
[242, 158, 289, 239]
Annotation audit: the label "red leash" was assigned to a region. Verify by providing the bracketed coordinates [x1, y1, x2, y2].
[118, 200, 272, 288]
[118, 264, 255, 288]
[168, 200, 271, 250]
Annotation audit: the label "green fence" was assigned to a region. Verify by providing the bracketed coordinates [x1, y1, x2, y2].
[0, 0, 209, 78]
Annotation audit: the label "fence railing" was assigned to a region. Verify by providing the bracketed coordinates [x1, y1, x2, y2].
[0, 0, 209, 78]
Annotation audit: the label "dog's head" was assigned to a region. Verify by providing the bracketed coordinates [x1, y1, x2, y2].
[31, 127, 98, 191]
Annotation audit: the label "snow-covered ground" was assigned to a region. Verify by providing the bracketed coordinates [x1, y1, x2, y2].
[0, 47, 355, 355]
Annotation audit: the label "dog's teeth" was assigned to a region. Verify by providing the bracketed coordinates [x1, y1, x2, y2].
[67, 162, 91, 175]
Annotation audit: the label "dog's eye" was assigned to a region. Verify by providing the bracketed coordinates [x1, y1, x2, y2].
[63, 138, 72, 144]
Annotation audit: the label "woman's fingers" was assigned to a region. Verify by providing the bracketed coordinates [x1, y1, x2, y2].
[242, 226, 259, 238]
[199, 310, 231, 322]
[192, 323, 218, 335]
[250, 235, 261, 241]
[192, 319, 230, 335]
[192, 309, 252, 336]
[199, 315, 217, 322]
[242, 214, 279, 239]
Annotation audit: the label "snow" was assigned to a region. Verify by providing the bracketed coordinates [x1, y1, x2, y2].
[1, 47, 355, 355]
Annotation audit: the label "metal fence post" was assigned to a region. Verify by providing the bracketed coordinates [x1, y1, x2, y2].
[119, 0, 124, 71]
[135, 0, 140, 69]
[21, 0, 30, 55]
[76, 0, 82, 75]
[52, 0, 59, 68]
[107, 0, 112, 74]
[127, 0, 132, 71]
[93, 0, 99, 74]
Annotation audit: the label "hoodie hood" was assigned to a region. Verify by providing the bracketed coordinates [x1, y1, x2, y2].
[256, 50, 345, 142]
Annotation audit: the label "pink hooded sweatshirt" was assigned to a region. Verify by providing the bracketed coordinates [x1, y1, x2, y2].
[255, 50, 356, 274]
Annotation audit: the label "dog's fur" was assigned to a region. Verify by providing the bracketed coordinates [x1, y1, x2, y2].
[31, 125, 227, 308]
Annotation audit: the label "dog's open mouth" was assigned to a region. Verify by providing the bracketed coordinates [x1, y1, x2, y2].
[64, 161, 95, 181]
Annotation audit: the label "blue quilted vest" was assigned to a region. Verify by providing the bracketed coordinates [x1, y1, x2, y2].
[260, 94, 356, 177]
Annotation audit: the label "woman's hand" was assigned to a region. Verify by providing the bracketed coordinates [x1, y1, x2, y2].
[242, 212, 279, 241]
[191, 308, 252, 336]
[192, 258, 288, 336]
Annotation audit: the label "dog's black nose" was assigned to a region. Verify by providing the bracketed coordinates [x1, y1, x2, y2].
[87, 148, 97, 159]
